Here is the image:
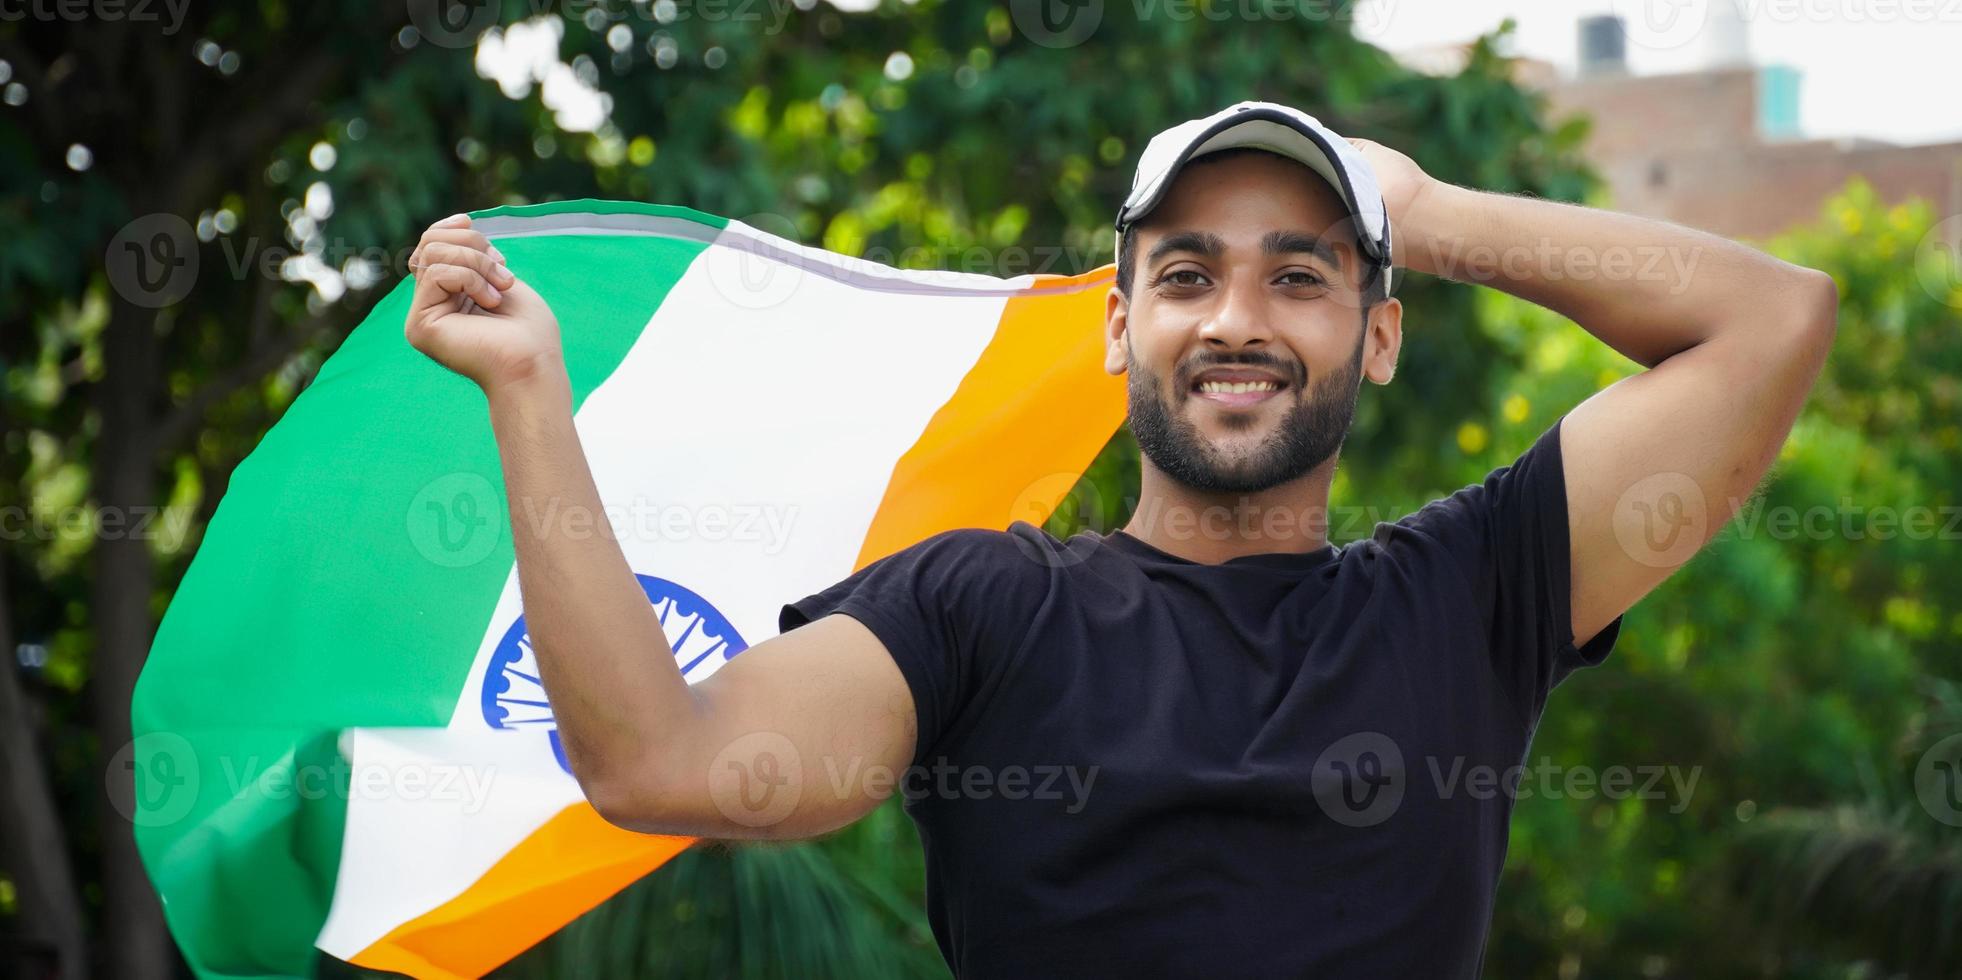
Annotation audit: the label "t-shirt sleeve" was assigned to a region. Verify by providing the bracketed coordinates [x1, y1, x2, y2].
[1399, 414, 1623, 728]
[778, 527, 1048, 770]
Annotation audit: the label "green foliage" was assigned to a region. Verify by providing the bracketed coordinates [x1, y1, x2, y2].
[1728, 805, 1962, 978]
[496, 801, 941, 980]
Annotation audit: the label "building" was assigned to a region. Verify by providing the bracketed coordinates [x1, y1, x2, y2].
[1398, 16, 1962, 245]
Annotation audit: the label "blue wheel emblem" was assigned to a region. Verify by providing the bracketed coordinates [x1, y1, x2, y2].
[481, 573, 749, 773]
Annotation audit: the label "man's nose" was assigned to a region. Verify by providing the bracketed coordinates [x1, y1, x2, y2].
[1197, 276, 1272, 350]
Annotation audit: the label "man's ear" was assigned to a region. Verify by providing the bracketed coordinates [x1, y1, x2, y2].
[1104, 285, 1130, 376]
[1363, 296, 1403, 385]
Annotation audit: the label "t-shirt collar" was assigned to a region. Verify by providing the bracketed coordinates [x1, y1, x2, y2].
[1098, 528, 1340, 571]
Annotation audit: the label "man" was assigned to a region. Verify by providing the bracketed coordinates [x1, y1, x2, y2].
[403, 101, 1836, 976]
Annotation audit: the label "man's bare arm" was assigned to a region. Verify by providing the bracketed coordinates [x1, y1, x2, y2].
[1360, 147, 1838, 644]
[405, 214, 915, 839]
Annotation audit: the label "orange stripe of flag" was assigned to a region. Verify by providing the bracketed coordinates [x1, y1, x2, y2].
[348, 805, 692, 979]
[855, 267, 1124, 569]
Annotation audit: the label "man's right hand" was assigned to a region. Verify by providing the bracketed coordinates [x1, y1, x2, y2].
[405, 213, 566, 393]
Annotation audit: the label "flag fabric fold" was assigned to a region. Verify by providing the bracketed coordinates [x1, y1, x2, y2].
[132, 200, 1123, 978]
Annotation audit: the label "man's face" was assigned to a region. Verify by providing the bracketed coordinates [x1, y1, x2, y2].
[1106, 150, 1400, 495]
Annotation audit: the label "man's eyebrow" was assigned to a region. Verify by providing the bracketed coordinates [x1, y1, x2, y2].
[1144, 230, 1226, 267]
[1262, 230, 1343, 268]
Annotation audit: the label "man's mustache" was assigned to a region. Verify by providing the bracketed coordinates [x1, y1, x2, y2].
[1171, 351, 1308, 393]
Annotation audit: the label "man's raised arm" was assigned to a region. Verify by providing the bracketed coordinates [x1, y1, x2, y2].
[403, 214, 915, 839]
[1355, 142, 1840, 646]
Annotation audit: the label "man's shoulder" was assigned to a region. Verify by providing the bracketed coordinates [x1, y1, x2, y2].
[1365, 417, 1569, 554]
[895, 521, 1075, 581]
[779, 523, 1061, 636]
[1361, 483, 1488, 556]
[858, 523, 1063, 644]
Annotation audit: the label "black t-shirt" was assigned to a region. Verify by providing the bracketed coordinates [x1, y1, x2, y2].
[780, 416, 1621, 978]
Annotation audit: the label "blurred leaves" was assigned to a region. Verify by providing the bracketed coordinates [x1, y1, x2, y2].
[485, 800, 941, 980]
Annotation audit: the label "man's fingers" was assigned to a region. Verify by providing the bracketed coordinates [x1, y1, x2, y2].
[412, 214, 472, 267]
[415, 242, 515, 290]
[411, 229, 507, 270]
[419, 262, 504, 311]
[412, 229, 487, 268]
[418, 240, 513, 283]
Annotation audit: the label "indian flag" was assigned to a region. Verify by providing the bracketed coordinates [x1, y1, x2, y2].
[131, 201, 1124, 978]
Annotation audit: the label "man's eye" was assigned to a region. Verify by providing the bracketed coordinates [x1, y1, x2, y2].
[1156, 270, 1209, 288]
[1277, 271, 1326, 288]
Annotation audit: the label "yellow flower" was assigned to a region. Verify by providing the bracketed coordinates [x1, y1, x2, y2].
[1502, 394, 1530, 424]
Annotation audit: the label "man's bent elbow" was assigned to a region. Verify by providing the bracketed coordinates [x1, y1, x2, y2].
[581, 756, 773, 839]
[1795, 267, 1840, 346]
[582, 767, 701, 837]
[1770, 267, 1839, 382]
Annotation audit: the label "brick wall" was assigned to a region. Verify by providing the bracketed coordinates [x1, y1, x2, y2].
[1540, 67, 1962, 242]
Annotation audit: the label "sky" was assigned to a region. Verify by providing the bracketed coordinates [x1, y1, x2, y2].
[1352, 0, 1962, 146]
[481, 0, 1962, 148]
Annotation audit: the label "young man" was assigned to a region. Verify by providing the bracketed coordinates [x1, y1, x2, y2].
[403, 101, 1836, 976]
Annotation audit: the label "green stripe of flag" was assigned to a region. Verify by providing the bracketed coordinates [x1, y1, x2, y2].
[132, 207, 716, 977]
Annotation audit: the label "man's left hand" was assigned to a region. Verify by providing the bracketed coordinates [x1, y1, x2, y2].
[1346, 137, 1439, 265]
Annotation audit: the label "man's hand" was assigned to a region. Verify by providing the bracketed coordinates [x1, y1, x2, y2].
[405, 213, 565, 394]
[1346, 137, 1439, 265]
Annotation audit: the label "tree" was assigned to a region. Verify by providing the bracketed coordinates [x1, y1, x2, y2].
[1714, 187, 1962, 980]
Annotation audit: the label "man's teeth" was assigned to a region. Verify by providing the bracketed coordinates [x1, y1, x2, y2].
[1197, 380, 1281, 394]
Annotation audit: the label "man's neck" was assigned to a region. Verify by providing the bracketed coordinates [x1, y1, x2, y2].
[1118, 456, 1339, 565]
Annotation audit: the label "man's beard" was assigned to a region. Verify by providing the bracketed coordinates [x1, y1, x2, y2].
[1127, 329, 1365, 494]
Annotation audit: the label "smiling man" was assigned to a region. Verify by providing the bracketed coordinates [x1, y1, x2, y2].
[403, 101, 1837, 977]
